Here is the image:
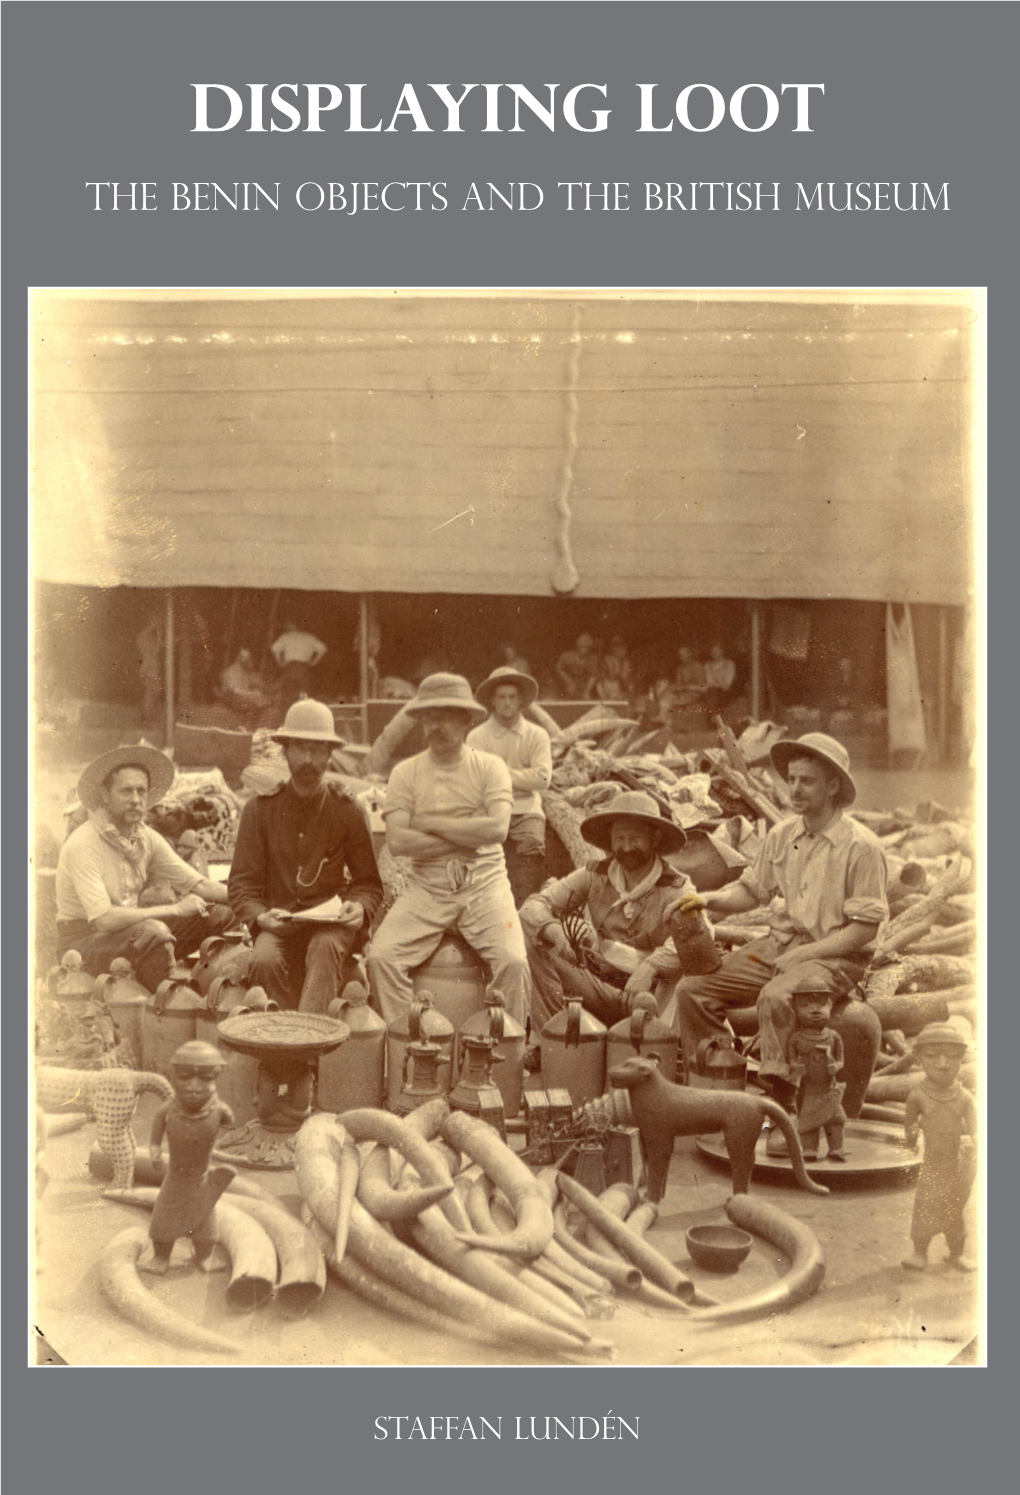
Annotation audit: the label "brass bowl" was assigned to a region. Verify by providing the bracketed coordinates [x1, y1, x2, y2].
[685, 1224, 754, 1273]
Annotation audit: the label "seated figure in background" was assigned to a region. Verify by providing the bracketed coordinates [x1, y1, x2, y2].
[220, 647, 273, 725]
[702, 641, 737, 710]
[596, 635, 636, 701]
[555, 632, 599, 700]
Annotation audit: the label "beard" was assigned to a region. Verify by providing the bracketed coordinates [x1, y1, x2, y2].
[615, 847, 651, 872]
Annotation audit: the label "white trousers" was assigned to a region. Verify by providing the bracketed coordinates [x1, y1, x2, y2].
[366, 864, 531, 1027]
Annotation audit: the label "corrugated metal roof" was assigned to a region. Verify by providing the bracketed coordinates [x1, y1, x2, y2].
[31, 295, 974, 603]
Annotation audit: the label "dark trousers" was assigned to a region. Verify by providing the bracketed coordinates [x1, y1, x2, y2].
[57, 905, 234, 994]
[251, 922, 359, 1014]
[279, 661, 313, 707]
[504, 814, 547, 909]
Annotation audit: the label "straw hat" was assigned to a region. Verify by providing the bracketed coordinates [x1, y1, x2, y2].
[405, 673, 487, 722]
[475, 665, 539, 710]
[77, 744, 176, 812]
[770, 732, 857, 807]
[271, 698, 345, 746]
[580, 790, 687, 855]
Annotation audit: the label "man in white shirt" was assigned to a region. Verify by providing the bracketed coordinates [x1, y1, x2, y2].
[366, 673, 531, 1026]
[271, 619, 328, 706]
[55, 745, 233, 992]
[468, 666, 552, 905]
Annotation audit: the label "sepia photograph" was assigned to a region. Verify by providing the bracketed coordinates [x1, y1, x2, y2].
[31, 286, 982, 1367]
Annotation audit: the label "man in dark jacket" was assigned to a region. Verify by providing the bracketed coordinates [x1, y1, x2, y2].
[228, 699, 382, 1012]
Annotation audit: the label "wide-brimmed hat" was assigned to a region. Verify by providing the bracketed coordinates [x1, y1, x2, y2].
[405, 673, 487, 722]
[476, 665, 539, 710]
[271, 698, 345, 746]
[78, 744, 176, 812]
[770, 732, 856, 807]
[581, 790, 687, 855]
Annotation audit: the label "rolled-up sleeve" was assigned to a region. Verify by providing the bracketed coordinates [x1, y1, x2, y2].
[381, 759, 415, 820]
[519, 866, 594, 940]
[144, 831, 203, 897]
[842, 840, 888, 925]
[514, 726, 552, 794]
[63, 840, 114, 924]
[739, 828, 780, 905]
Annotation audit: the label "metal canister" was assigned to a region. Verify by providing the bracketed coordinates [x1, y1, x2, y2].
[411, 931, 487, 1033]
[449, 1035, 506, 1138]
[539, 996, 607, 1108]
[607, 1007, 680, 1083]
[319, 982, 386, 1111]
[394, 1040, 446, 1117]
[690, 1035, 747, 1090]
[141, 978, 203, 1075]
[386, 994, 455, 1110]
[455, 994, 526, 1119]
[196, 973, 249, 1047]
[189, 933, 253, 997]
[45, 950, 95, 1005]
[92, 957, 148, 1065]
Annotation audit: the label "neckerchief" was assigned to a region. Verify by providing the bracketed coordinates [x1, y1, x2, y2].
[90, 807, 148, 869]
[606, 856, 664, 920]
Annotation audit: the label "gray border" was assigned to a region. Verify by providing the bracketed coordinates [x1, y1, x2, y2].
[8, 3, 1013, 1491]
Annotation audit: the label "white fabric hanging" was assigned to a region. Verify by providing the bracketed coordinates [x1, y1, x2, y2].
[886, 603, 927, 756]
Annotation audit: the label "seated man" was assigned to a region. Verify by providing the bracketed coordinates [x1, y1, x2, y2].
[675, 733, 887, 1124]
[56, 746, 233, 993]
[228, 699, 383, 1013]
[366, 673, 531, 1027]
[468, 665, 552, 907]
[554, 633, 599, 700]
[519, 791, 694, 1030]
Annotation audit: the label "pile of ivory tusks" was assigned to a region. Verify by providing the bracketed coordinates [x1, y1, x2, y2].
[100, 1173, 327, 1355]
[294, 1098, 735, 1359]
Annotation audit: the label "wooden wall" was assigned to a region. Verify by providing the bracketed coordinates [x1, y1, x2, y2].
[32, 294, 972, 603]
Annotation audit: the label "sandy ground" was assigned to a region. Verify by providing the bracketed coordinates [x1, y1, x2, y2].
[33, 1092, 979, 1369]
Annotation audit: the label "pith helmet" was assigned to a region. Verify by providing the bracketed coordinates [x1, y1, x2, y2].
[271, 698, 345, 746]
[476, 665, 539, 710]
[406, 673, 487, 722]
[770, 732, 857, 807]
